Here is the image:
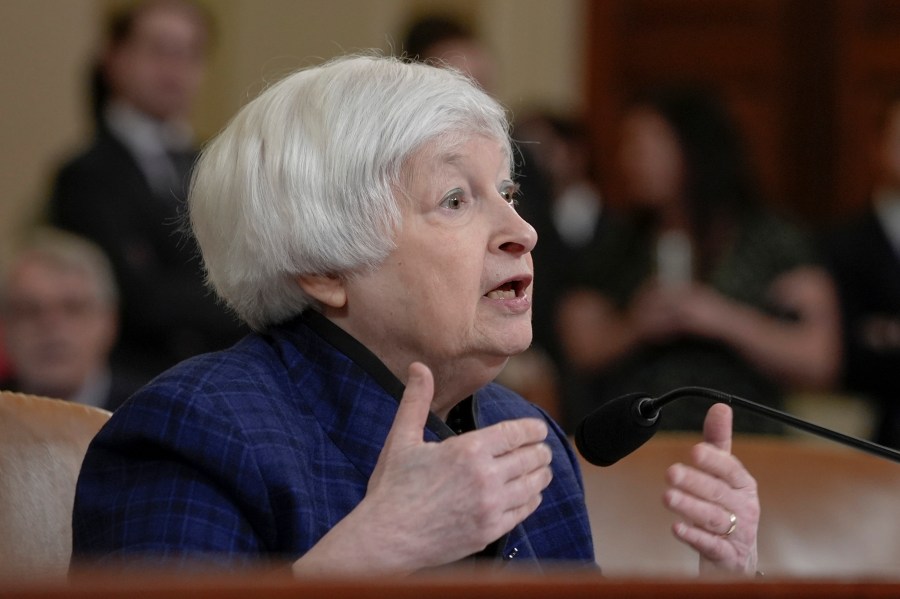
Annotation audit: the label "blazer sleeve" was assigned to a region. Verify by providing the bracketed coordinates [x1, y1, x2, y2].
[71, 384, 274, 567]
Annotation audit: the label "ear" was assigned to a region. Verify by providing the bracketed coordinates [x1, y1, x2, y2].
[297, 274, 347, 309]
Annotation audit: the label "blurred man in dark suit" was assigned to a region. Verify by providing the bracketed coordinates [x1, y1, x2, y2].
[48, 0, 244, 381]
[824, 96, 900, 448]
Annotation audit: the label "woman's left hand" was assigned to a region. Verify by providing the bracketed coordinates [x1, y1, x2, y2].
[663, 403, 760, 576]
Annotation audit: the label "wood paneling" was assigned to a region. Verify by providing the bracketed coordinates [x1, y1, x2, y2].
[833, 0, 900, 217]
[586, 0, 900, 225]
[8, 568, 900, 598]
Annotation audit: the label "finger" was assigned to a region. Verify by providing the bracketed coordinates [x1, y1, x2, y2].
[478, 418, 549, 457]
[664, 487, 737, 536]
[383, 362, 434, 450]
[668, 456, 756, 509]
[494, 442, 553, 484]
[500, 487, 546, 532]
[688, 445, 757, 491]
[666, 462, 736, 511]
[702, 403, 732, 454]
[504, 460, 553, 502]
[671, 521, 732, 565]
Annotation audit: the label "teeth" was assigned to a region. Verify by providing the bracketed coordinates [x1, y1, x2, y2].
[486, 288, 516, 300]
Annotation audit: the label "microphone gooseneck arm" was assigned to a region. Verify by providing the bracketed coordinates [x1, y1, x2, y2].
[646, 386, 900, 464]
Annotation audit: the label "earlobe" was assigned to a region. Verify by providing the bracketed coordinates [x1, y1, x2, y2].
[297, 274, 347, 309]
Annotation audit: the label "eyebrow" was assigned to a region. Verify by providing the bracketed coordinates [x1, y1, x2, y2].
[440, 152, 465, 166]
[428, 140, 512, 173]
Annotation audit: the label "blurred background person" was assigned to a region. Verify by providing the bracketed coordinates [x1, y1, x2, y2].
[514, 111, 606, 261]
[47, 0, 245, 384]
[401, 13, 496, 93]
[556, 84, 841, 434]
[823, 95, 900, 449]
[0, 228, 142, 410]
[401, 13, 562, 420]
[513, 110, 610, 424]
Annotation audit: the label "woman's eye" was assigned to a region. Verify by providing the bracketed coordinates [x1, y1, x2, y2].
[440, 189, 464, 210]
[501, 183, 521, 206]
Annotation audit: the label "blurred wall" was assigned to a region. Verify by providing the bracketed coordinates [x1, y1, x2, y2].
[0, 0, 100, 258]
[0, 0, 585, 261]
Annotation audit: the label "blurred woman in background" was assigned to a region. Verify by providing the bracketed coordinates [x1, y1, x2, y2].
[557, 84, 841, 433]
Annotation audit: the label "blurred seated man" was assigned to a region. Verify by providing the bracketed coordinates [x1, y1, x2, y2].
[0, 229, 141, 410]
[824, 95, 900, 448]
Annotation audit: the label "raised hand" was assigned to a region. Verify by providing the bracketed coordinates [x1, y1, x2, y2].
[293, 362, 553, 576]
[662, 403, 760, 576]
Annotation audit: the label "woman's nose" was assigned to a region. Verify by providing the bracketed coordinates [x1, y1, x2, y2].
[495, 199, 538, 256]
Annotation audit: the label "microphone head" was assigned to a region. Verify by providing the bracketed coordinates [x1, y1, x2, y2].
[575, 392, 659, 467]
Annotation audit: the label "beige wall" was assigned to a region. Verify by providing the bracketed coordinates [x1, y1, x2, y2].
[0, 0, 584, 260]
[0, 0, 100, 256]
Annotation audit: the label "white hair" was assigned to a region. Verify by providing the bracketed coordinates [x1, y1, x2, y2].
[189, 54, 511, 330]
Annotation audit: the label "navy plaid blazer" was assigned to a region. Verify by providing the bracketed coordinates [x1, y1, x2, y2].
[72, 312, 595, 569]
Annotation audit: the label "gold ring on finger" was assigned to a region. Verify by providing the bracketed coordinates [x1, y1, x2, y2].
[723, 512, 737, 537]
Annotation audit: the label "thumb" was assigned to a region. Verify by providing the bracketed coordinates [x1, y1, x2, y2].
[702, 402, 733, 454]
[383, 361, 435, 451]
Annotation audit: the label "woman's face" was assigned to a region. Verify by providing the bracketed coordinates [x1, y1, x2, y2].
[337, 134, 537, 411]
[618, 107, 685, 209]
[3, 256, 116, 399]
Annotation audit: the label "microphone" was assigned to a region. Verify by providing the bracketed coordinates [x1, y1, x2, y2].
[575, 386, 900, 467]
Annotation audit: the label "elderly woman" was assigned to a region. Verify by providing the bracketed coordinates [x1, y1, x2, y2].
[71, 56, 759, 576]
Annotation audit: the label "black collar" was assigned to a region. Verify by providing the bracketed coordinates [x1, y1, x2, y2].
[299, 310, 474, 440]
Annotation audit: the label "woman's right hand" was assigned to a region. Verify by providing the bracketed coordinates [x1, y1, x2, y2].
[292, 362, 552, 577]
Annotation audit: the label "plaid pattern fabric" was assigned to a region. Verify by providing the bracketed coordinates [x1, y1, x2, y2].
[72, 315, 595, 569]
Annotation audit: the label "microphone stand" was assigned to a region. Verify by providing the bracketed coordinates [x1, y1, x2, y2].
[651, 386, 900, 464]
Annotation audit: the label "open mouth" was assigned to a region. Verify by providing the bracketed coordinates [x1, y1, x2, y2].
[484, 278, 527, 300]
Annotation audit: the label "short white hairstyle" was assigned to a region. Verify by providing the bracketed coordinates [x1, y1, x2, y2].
[190, 54, 511, 330]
